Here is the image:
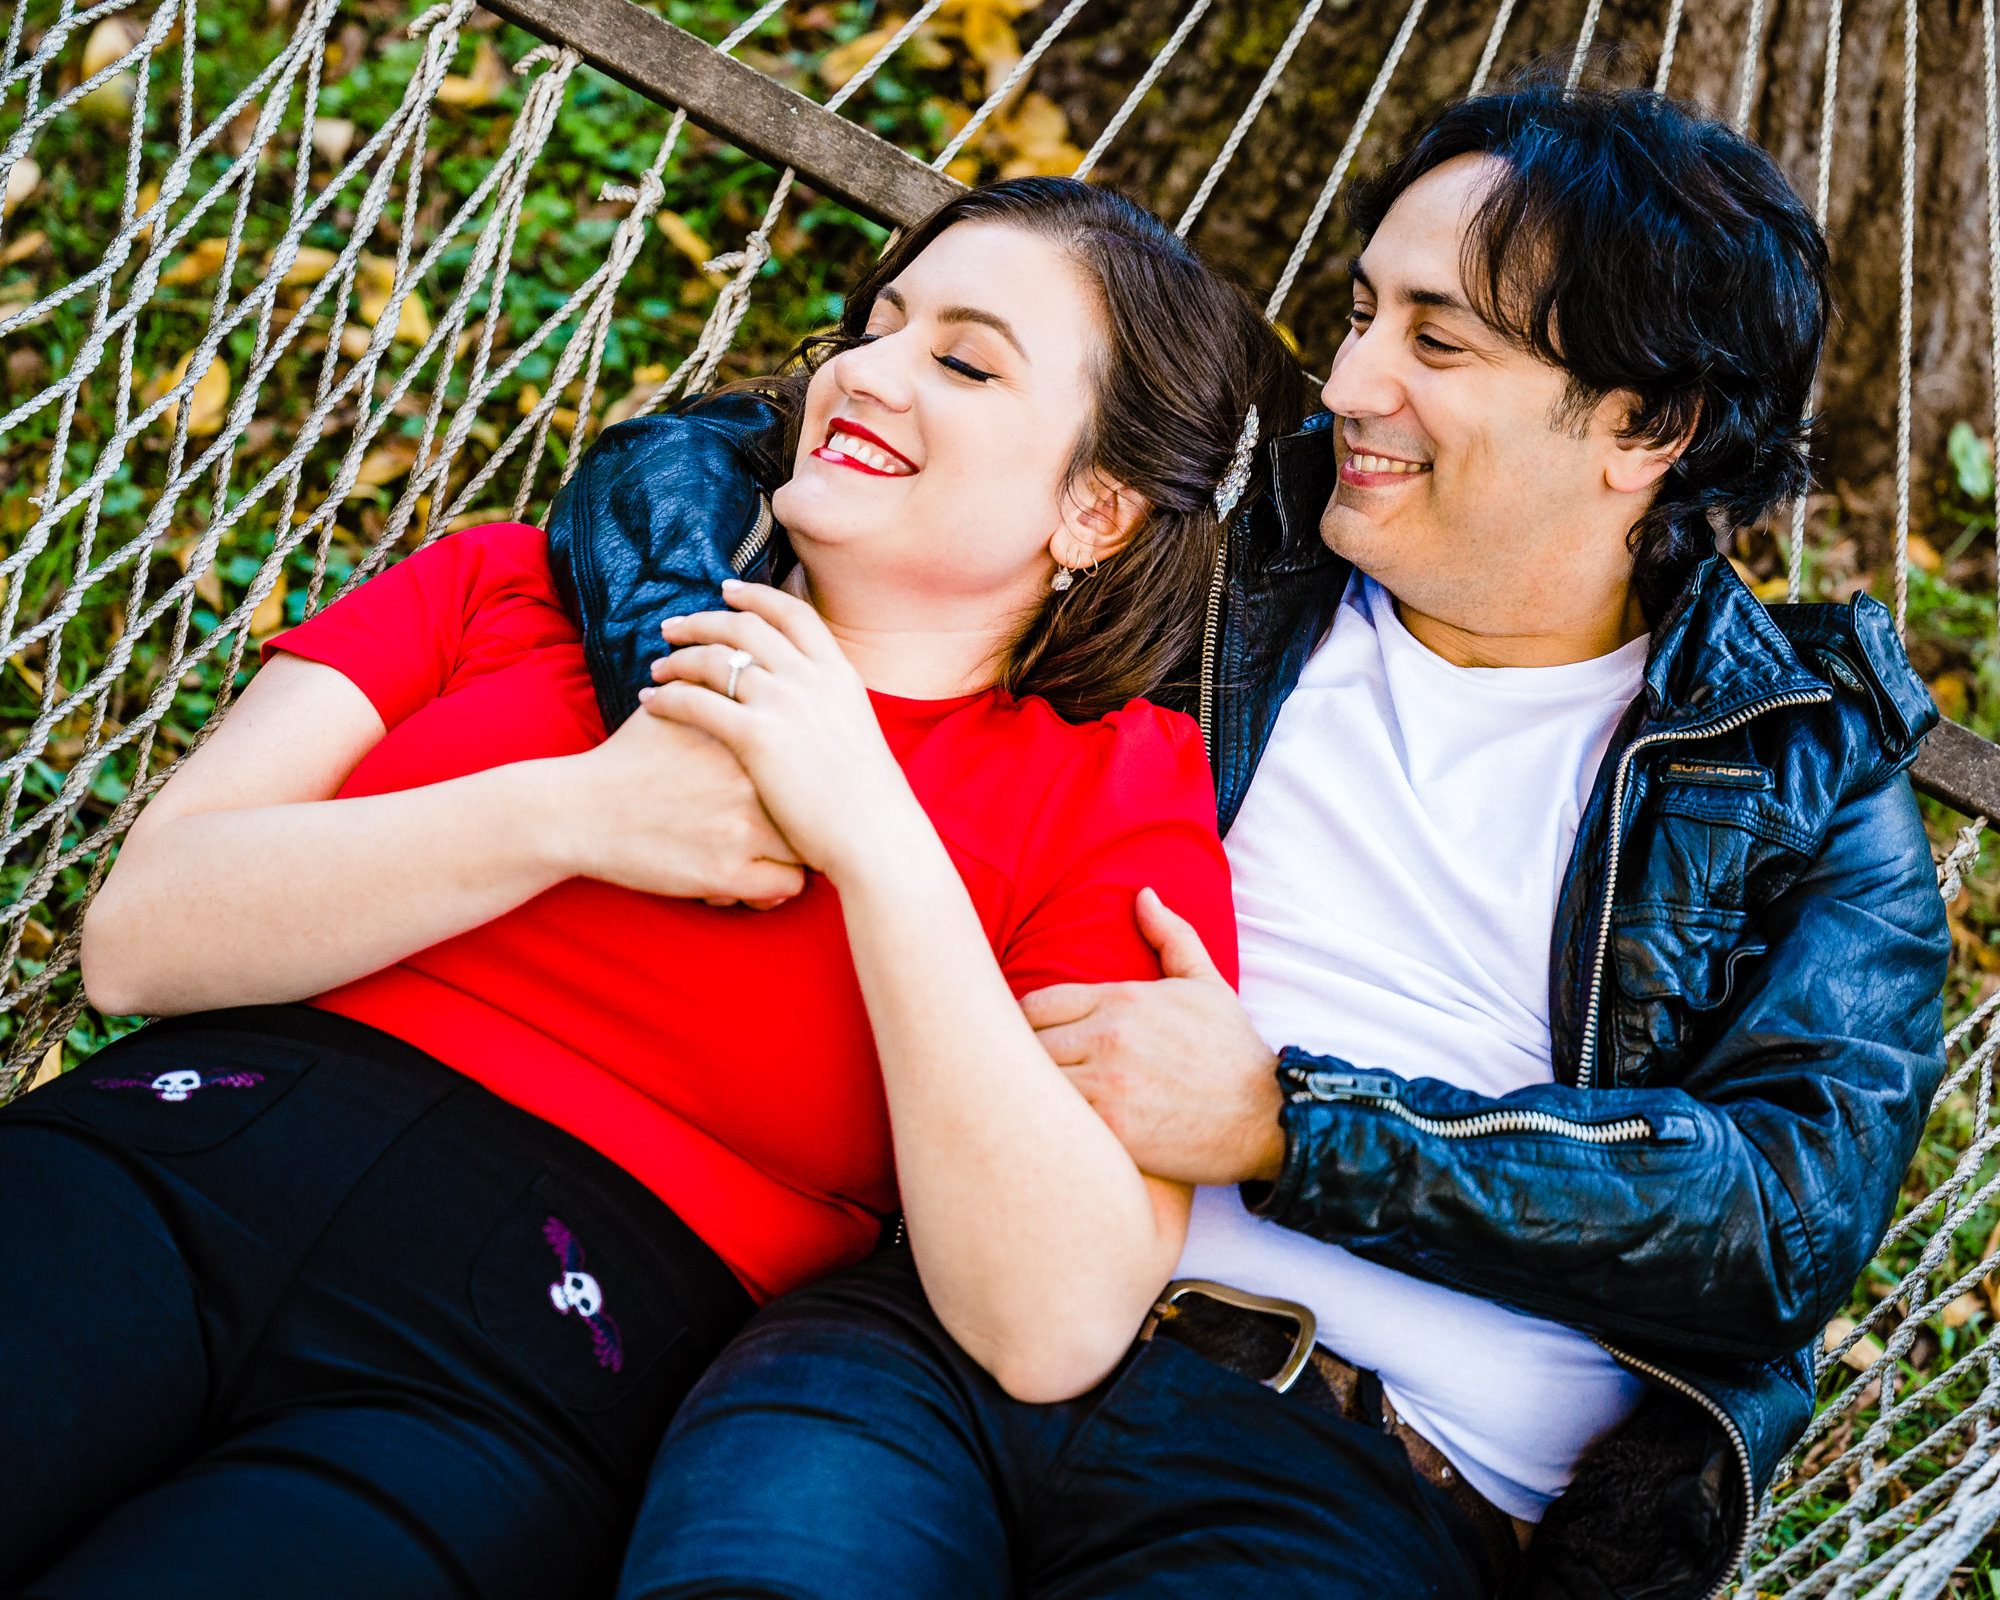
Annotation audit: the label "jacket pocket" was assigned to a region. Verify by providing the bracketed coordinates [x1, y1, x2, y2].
[1611, 910, 1768, 1085]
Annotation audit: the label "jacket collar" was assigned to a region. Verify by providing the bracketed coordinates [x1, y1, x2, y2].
[1640, 556, 1828, 731]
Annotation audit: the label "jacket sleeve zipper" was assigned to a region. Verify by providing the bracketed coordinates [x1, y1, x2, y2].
[1574, 688, 1832, 1091]
[1291, 1069, 1676, 1144]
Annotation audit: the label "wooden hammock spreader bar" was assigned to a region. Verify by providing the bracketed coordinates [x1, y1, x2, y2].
[1912, 720, 2000, 822]
[479, 0, 965, 228]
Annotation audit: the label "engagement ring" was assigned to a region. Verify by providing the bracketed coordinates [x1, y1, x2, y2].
[724, 649, 757, 700]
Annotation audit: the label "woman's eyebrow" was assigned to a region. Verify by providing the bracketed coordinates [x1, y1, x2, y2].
[879, 286, 1028, 360]
[937, 306, 1028, 361]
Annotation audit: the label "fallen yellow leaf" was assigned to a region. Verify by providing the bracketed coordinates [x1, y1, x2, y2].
[960, 4, 1020, 73]
[445, 507, 515, 533]
[5, 158, 41, 217]
[278, 244, 341, 289]
[517, 383, 542, 417]
[436, 39, 508, 108]
[82, 17, 141, 76]
[820, 25, 898, 89]
[154, 350, 230, 436]
[1753, 574, 1792, 604]
[656, 210, 717, 274]
[0, 229, 46, 267]
[311, 116, 356, 166]
[27, 1039, 62, 1091]
[132, 179, 160, 249]
[350, 438, 420, 491]
[1942, 1291, 1985, 1329]
[995, 94, 1082, 178]
[162, 237, 233, 287]
[1823, 1316, 1887, 1373]
[9, 653, 42, 694]
[80, 70, 136, 125]
[355, 254, 431, 344]
[250, 571, 288, 637]
[1932, 672, 1970, 724]
[1907, 534, 1942, 574]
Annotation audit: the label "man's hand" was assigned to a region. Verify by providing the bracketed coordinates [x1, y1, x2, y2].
[1022, 888, 1287, 1187]
[563, 708, 805, 908]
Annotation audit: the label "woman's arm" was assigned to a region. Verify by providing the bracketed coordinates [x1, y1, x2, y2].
[83, 654, 804, 1017]
[646, 584, 1189, 1404]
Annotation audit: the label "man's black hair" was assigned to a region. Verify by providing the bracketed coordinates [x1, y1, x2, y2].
[1348, 82, 1830, 620]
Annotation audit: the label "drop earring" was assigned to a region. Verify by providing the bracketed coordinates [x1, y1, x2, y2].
[1051, 566, 1075, 591]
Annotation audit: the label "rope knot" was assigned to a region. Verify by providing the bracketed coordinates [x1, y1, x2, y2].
[704, 232, 775, 279]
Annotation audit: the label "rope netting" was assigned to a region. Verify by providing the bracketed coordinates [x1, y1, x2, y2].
[0, 0, 1995, 1590]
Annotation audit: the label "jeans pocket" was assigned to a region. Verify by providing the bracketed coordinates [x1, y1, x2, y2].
[51, 1030, 306, 1155]
[470, 1169, 696, 1415]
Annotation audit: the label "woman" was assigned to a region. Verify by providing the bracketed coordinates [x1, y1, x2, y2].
[1, 177, 1303, 1600]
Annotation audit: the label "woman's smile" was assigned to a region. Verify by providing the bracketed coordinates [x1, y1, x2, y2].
[814, 419, 919, 478]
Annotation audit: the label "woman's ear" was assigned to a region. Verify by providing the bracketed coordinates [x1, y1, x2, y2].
[1051, 469, 1150, 571]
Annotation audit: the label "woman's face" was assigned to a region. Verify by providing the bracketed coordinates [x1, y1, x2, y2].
[773, 221, 1108, 625]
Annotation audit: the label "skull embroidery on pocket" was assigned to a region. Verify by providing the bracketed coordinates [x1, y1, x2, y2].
[543, 1215, 624, 1373]
[93, 1069, 265, 1102]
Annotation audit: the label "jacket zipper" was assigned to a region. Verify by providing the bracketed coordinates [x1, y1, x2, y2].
[1574, 689, 1831, 1090]
[728, 494, 775, 575]
[1593, 1337, 1757, 1600]
[1197, 516, 1230, 753]
[1293, 1069, 1654, 1143]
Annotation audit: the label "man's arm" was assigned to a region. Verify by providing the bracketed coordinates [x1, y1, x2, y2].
[1029, 776, 1948, 1363]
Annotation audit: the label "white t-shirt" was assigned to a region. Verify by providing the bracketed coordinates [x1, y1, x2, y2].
[1174, 573, 1650, 1522]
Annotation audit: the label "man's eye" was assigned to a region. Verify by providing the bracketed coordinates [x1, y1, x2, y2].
[936, 353, 998, 383]
[1416, 334, 1462, 355]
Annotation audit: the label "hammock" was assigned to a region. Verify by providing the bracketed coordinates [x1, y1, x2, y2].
[1, 0, 1998, 1591]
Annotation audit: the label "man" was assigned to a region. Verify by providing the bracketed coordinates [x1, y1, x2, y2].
[554, 83, 1946, 1600]
[1018, 84, 1947, 1597]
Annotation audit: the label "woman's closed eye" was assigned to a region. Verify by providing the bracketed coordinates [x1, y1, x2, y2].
[935, 353, 999, 383]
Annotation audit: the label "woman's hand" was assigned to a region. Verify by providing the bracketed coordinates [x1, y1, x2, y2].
[641, 581, 926, 887]
[559, 709, 807, 908]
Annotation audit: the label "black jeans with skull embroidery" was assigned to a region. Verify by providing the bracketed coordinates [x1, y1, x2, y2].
[0, 1004, 755, 1600]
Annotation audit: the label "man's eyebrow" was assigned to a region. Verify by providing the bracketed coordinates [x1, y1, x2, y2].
[878, 286, 1028, 360]
[1347, 258, 1479, 318]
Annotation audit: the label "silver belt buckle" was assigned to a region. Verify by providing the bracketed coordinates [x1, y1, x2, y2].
[1145, 1278, 1319, 1395]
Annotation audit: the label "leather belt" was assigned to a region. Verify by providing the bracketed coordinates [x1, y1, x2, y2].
[1141, 1279, 1526, 1595]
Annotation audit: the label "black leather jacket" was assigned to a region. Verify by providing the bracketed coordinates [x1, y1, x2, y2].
[547, 400, 1950, 1600]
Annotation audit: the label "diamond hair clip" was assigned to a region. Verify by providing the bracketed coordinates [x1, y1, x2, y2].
[1213, 405, 1261, 520]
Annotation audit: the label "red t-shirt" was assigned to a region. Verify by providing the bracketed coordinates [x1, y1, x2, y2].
[269, 522, 1237, 1301]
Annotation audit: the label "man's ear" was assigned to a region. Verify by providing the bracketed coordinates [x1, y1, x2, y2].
[1052, 469, 1150, 571]
[1602, 391, 1698, 497]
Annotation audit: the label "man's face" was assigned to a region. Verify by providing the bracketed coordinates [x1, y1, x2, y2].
[1319, 154, 1651, 643]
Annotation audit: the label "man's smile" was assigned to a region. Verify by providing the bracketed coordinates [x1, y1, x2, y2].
[1338, 447, 1432, 489]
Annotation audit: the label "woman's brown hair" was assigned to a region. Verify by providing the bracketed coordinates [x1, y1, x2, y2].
[745, 176, 1310, 724]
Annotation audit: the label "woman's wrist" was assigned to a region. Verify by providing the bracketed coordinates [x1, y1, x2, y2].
[495, 755, 594, 884]
[820, 787, 952, 894]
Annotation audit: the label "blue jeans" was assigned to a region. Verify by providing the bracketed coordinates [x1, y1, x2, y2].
[617, 1248, 1493, 1600]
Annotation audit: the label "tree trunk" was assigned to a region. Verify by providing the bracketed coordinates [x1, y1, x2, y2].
[1032, 0, 1996, 582]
